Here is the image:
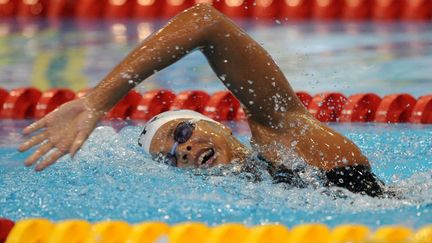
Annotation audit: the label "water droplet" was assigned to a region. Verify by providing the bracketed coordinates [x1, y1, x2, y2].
[342, 157, 348, 164]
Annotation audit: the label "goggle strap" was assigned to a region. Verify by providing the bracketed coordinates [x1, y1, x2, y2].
[170, 142, 179, 155]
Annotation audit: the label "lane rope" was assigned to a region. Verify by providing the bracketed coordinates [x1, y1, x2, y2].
[0, 87, 430, 124]
[1, 218, 431, 243]
[0, 0, 430, 21]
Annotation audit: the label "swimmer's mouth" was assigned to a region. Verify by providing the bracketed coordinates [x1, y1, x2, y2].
[197, 148, 216, 166]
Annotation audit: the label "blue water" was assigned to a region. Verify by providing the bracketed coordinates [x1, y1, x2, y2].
[0, 20, 431, 96]
[0, 120, 431, 229]
[1, 18, 432, 228]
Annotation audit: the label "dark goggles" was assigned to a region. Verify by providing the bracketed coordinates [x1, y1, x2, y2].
[163, 121, 195, 166]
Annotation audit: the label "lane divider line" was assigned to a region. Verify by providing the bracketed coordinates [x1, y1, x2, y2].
[0, 87, 431, 124]
[1, 218, 432, 243]
[0, 0, 431, 21]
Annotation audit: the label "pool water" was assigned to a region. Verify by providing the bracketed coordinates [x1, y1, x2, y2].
[0, 20, 431, 95]
[1, 18, 432, 229]
[0, 120, 431, 229]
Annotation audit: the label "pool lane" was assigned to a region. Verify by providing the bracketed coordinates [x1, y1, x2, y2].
[0, 20, 431, 96]
[1, 121, 431, 228]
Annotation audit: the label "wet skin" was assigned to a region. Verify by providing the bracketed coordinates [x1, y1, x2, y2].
[19, 3, 370, 171]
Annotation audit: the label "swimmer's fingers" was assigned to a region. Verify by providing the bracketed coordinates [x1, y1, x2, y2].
[24, 141, 53, 167]
[18, 131, 48, 152]
[35, 149, 64, 171]
[70, 131, 89, 158]
[23, 118, 46, 135]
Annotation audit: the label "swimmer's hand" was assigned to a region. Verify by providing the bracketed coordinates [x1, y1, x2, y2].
[18, 98, 104, 171]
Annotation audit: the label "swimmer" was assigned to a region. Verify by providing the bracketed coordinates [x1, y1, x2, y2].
[19, 4, 385, 197]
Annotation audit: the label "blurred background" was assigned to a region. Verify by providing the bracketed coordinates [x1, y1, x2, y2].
[0, 0, 431, 96]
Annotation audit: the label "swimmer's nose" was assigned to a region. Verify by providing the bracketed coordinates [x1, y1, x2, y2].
[176, 144, 193, 165]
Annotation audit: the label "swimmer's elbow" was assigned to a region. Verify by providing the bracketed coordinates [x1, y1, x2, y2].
[189, 2, 218, 14]
[184, 3, 226, 26]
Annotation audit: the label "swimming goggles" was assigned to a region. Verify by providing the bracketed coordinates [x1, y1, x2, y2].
[163, 121, 196, 166]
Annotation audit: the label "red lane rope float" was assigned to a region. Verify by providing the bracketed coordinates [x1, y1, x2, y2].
[403, 0, 432, 21]
[1, 88, 42, 119]
[169, 90, 210, 113]
[104, 0, 134, 19]
[409, 95, 432, 124]
[375, 93, 417, 123]
[105, 90, 142, 119]
[280, 0, 312, 20]
[203, 91, 240, 121]
[218, 0, 250, 18]
[313, 0, 343, 20]
[235, 107, 246, 121]
[162, 0, 194, 18]
[1, 0, 432, 20]
[340, 93, 382, 122]
[130, 89, 176, 120]
[296, 91, 313, 108]
[251, 0, 281, 19]
[0, 218, 14, 243]
[16, 0, 48, 18]
[75, 0, 106, 18]
[1, 0, 431, 20]
[34, 88, 76, 119]
[46, 0, 76, 19]
[342, 0, 373, 20]
[0, 88, 9, 118]
[133, 0, 163, 19]
[0, 0, 17, 18]
[0, 87, 431, 123]
[308, 92, 348, 122]
[373, 0, 403, 21]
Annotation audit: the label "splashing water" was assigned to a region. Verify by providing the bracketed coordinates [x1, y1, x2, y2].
[0, 121, 431, 228]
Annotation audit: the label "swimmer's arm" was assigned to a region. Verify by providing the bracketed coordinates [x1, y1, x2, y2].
[19, 3, 303, 171]
[86, 3, 307, 127]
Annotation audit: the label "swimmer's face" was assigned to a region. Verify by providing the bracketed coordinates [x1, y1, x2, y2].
[149, 119, 247, 168]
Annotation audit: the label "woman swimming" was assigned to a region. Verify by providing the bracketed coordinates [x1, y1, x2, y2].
[18, 3, 384, 197]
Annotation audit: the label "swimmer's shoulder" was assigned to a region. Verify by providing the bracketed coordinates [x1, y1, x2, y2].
[247, 111, 371, 170]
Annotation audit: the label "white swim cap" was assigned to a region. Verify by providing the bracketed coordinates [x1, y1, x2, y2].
[138, 110, 219, 153]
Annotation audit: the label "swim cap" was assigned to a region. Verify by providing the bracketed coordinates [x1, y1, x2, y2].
[138, 110, 219, 153]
